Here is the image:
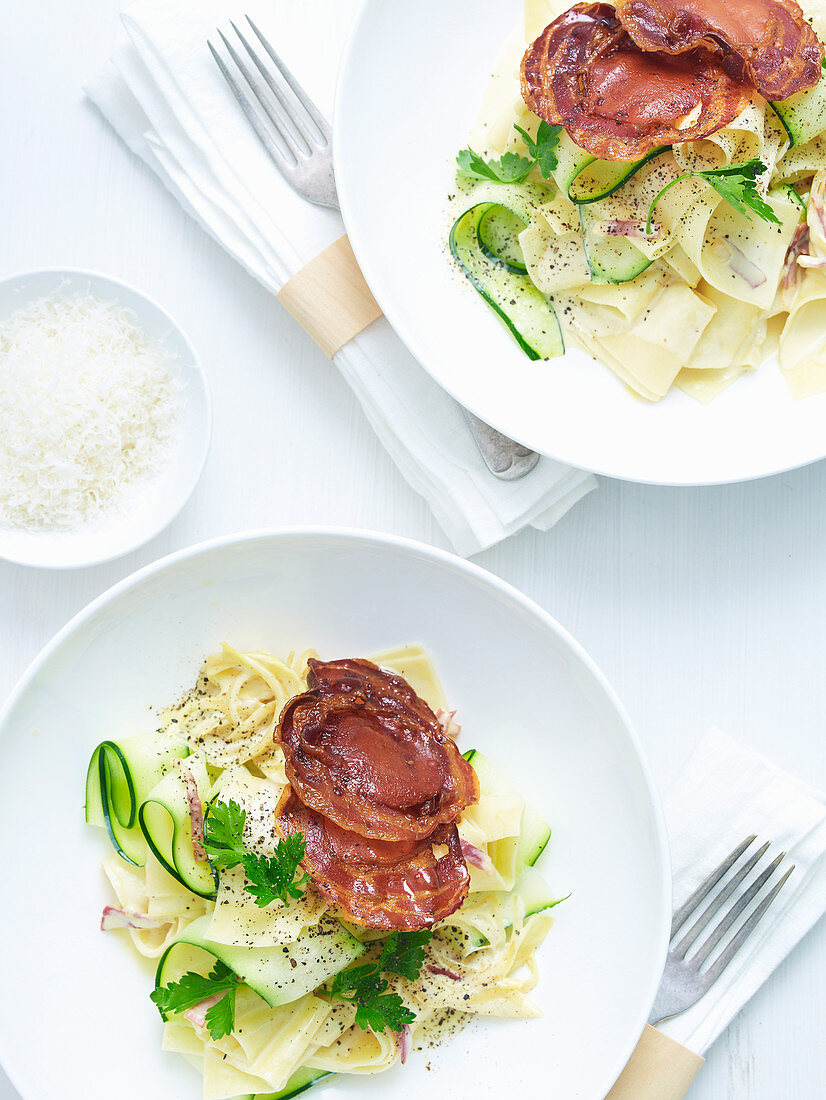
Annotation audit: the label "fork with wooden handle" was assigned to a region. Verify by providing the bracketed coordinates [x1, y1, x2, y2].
[607, 835, 794, 1099]
[208, 16, 541, 482]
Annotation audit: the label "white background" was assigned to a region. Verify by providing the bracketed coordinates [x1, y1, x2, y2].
[2, 1, 826, 1097]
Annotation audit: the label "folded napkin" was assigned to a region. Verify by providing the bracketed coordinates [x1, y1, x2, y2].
[661, 726, 826, 1054]
[85, 0, 596, 557]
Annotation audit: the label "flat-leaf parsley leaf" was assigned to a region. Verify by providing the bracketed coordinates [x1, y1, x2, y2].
[457, 122, 562, 186]
[204, 799, 309, 908]
[150, 959, 239, 1041]
[456, 147, 535, 184]
[242, 834, 310, 908]
[327, 930, 434, 1033]
[329, 964, 415, 1033]
[201, 797, 246, 869]
[513, 121, 562, 177]
[646, 158, 781, 235]
[378, 929, 433, 980]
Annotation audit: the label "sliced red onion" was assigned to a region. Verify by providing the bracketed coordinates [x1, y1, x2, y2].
[100, 905, 161, 932]
[798, 254, 826, 269]
[799, 179, 826, 270]
[398, 1023, 412, 1064]
[597, 219, 661, 240]
[183, 991, 226, 1029]
[714, 239, 766, 289]
[809, 182, 826, 241]
[783, 223, 810, 289]
[427, 964, 461, 981]
[179, 764, 206, 862]
[435, 708, 462, 740]
[460, 839, 495, 874]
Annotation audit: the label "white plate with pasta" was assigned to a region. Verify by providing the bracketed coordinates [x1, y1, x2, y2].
[335, 0, 826, 483]
[0, 529, 668, 1100]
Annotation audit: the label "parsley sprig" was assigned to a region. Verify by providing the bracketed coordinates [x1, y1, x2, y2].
[645, 158, 781, 235]
[327, 930, 433, 1033]
[204, 799, 309, 908]
[150, 959, 239, 1040]
[514, 122, 562, 179]
[456, 147, 535, 184]
[457, 122, 562, 184]
[378, 928, 432, 979]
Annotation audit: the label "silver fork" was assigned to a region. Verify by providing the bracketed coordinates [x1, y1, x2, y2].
[650, 835, 795, 1025]
[208, 17, 541, 482]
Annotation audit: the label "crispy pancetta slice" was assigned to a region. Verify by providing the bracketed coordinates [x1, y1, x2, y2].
[615, 0, 823, 100]
[521, 3, 751, 159]
[276, 788, 470, 930]
[277, 658, 479, 841]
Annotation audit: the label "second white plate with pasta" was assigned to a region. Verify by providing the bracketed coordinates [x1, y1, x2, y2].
[335, 0, 826, 484]
[0, 529, 668, 1100]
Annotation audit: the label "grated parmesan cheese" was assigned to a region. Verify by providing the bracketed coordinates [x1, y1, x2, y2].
[0, 292, 181, 531]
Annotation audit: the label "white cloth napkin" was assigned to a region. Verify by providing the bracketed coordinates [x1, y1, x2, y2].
[661, 726, 826, 1053]
[84, 0, 596, 558]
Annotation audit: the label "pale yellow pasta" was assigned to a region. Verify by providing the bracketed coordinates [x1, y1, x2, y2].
[778, 133, 826, 180]
[671, 282, 767, 401]
[143, 843, 211, 921]
[201, 1043, 276, 1100]
[575, 268, 669, 316]
[440, 891, 509, 954]
[399, 911, 553, 1020]
[557, 283, 716, 399]
[780, 270, 826, 395]
[664, 245, 703, 287]
[673, 99, 787, 176]
[163, 644, 307, 767]
[223, 993, 331, 1088]
[305, 1020, 399, 1073]
[103, 854, 210, 956]
[675, 362, 748, 402]
[519, 219, 593, 292]
[370, 643, 449, 712]
[683, 193, 799, 310]
[804, 169, 826, 259]
[682, 283, 765, 372]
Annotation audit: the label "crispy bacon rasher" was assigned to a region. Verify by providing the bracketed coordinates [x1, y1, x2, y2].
[275, 789, 470, 930]
[307, 657, 441, 729]
[614, 0, 823, 100]
[277, 658, 479, 842]
[521, 2, 751, 160]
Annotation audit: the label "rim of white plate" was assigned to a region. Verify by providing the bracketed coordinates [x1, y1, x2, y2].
[0, 266, 212, 569]
[0, 525, 672, 1100]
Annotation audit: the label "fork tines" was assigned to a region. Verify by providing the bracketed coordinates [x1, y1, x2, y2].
[650, 835, 795, 1026]
[674, 836, 794, 980]
[207, 16, 337, 208]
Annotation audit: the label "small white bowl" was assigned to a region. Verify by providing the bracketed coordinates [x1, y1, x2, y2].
[0, 269, 211, 569]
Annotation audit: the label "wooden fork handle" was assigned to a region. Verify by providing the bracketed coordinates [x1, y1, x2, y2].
[605, 1025, 705, 1099]
[277, 236, 382, 358]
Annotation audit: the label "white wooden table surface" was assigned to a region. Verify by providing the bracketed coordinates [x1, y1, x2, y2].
[3, 2, 826, 1097]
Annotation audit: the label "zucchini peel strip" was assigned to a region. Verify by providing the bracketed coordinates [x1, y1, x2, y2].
[242, 1067, 333, 1100]
[139, 759, 218, 899]
[85, 734, 186, 867]
[449, 183, 564, 360]
[154, 914, 366, 1012]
